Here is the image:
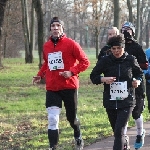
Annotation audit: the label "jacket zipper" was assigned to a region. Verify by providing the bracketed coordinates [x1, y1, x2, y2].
[116, 64, 120, 109]
[54, 42, 57, 48]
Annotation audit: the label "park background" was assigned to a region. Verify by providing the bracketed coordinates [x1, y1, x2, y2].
[0, 0, 150, 149]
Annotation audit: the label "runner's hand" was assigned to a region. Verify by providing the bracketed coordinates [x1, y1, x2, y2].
[132, 79, 140, 88]
[101, 77, 116, 84]
[59, 71, 73, 78]
[32, 76, 41, 85]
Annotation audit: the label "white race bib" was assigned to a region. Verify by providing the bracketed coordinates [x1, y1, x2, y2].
[110, 81, 128, 100]
[48, 51, 64, 71]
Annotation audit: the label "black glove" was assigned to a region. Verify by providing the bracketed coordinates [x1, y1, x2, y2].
[123, 30, 132, 40]
[145, 73, 150, 80]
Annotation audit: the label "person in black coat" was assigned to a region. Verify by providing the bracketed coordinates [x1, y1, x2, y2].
[98, 27, 119, 61]
[121, 22, 148, 149]
[90, 35, 143, 150]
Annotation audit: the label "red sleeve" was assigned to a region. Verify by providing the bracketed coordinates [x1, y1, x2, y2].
[70, 42, 90, 75]
[37, 50, 47, 78]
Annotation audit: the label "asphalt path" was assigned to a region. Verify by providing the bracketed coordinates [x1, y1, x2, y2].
[83, 121, 150, 150]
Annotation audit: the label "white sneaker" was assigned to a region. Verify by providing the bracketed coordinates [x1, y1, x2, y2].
[49, 147, 56, 150]
[123, 135, 130, 150]
[74, 137, 84, 150]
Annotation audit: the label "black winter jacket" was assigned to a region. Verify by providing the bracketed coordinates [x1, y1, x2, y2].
[90, 52, 143, 109]
[125, 41, 148, 70]
[125, 41, 147, 96]
[98, 45, 111, 61]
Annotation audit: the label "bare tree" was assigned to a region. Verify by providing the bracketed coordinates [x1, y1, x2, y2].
[145, 9, 150, 48]
[93, 1, 99, 58]
[73, 0, 113, 58]
[33, 0, 43, 68]
[0, 0, 8, 67]
[21, 0, 35, 63]
[1, 0, 24, 58]
[127, 0, 133, 23]
[113, 0, 120, 29]
[135, 0, 140, 41]
[139, 0, 147, 45]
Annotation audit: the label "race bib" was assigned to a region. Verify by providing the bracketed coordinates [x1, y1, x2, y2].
[110, 81, 128, 100]
[48, 51, 64, 71]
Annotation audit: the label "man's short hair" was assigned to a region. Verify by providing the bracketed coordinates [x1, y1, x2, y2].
[108, 27, 119, 35]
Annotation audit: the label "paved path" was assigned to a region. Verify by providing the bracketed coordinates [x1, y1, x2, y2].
[83, 121, 150, 150]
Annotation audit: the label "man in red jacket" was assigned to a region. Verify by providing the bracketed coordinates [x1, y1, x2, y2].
[32, 17, 90, 150]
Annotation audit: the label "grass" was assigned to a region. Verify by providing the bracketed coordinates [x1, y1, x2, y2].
[0, 50, 150, 150]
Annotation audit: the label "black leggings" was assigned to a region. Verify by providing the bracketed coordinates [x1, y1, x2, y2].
[46, 89, 80, 148]
[132, 82, 145, 120]
[106, 107, 133, 150]
[132, 94, 144, 119]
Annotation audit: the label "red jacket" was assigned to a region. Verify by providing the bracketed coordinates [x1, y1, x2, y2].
[37, 35, 90, 91]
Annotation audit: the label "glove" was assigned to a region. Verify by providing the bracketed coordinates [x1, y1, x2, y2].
[145, 73, 150, 80]
[123, 30, 132, 40]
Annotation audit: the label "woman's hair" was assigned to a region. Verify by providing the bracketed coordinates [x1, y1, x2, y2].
[107, 34, 125, 48]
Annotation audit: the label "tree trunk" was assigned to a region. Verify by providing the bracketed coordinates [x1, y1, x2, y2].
[2, 0, 10, 58]
[139, 0, 145, 45]
[29, 1, 35, 60]
[44, 0, 51, 41]
[79, 26, 83, 46]
[113, 0, 120, 29]
[21, 0, 34, 63]
[95, 2, 99, 59]
[95, 27, 99, 59]
[135, 0, 140, 41]
[127, 0, 133, 23]
[73, 0, 77, 40]
[33, 0, 43, 68]
[146, 10, 150, 49]
[0, 0, 8, 67]
[21, 0, 30, 62]
[3, 33, 6, 57]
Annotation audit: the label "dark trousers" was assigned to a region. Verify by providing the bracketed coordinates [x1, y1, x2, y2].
[146, 80, 150, 112]
[46, 89, 80, 148]
[106, 107, 133, 150]
[132, 82, 145, 120]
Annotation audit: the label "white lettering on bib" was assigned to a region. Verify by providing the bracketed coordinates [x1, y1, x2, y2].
[110, 81, 128, 100]
[48, 51, 64, 71]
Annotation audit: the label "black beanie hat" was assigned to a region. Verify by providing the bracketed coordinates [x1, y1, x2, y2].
[50, 17, 64, 31]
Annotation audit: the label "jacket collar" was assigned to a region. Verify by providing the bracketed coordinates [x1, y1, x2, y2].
[110, 52, 128, 63]
[50, 34, 65, 43]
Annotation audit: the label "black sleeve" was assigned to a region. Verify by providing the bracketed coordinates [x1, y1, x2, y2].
[90, 59, 105, 85]
[98, 51, 104, 61]
[132, 56, 144, 80]
[98, 47, 105, 61]
[135, 44, 148, 70]
[145, 73, 150, 80]
[98, 46, 110, 61]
